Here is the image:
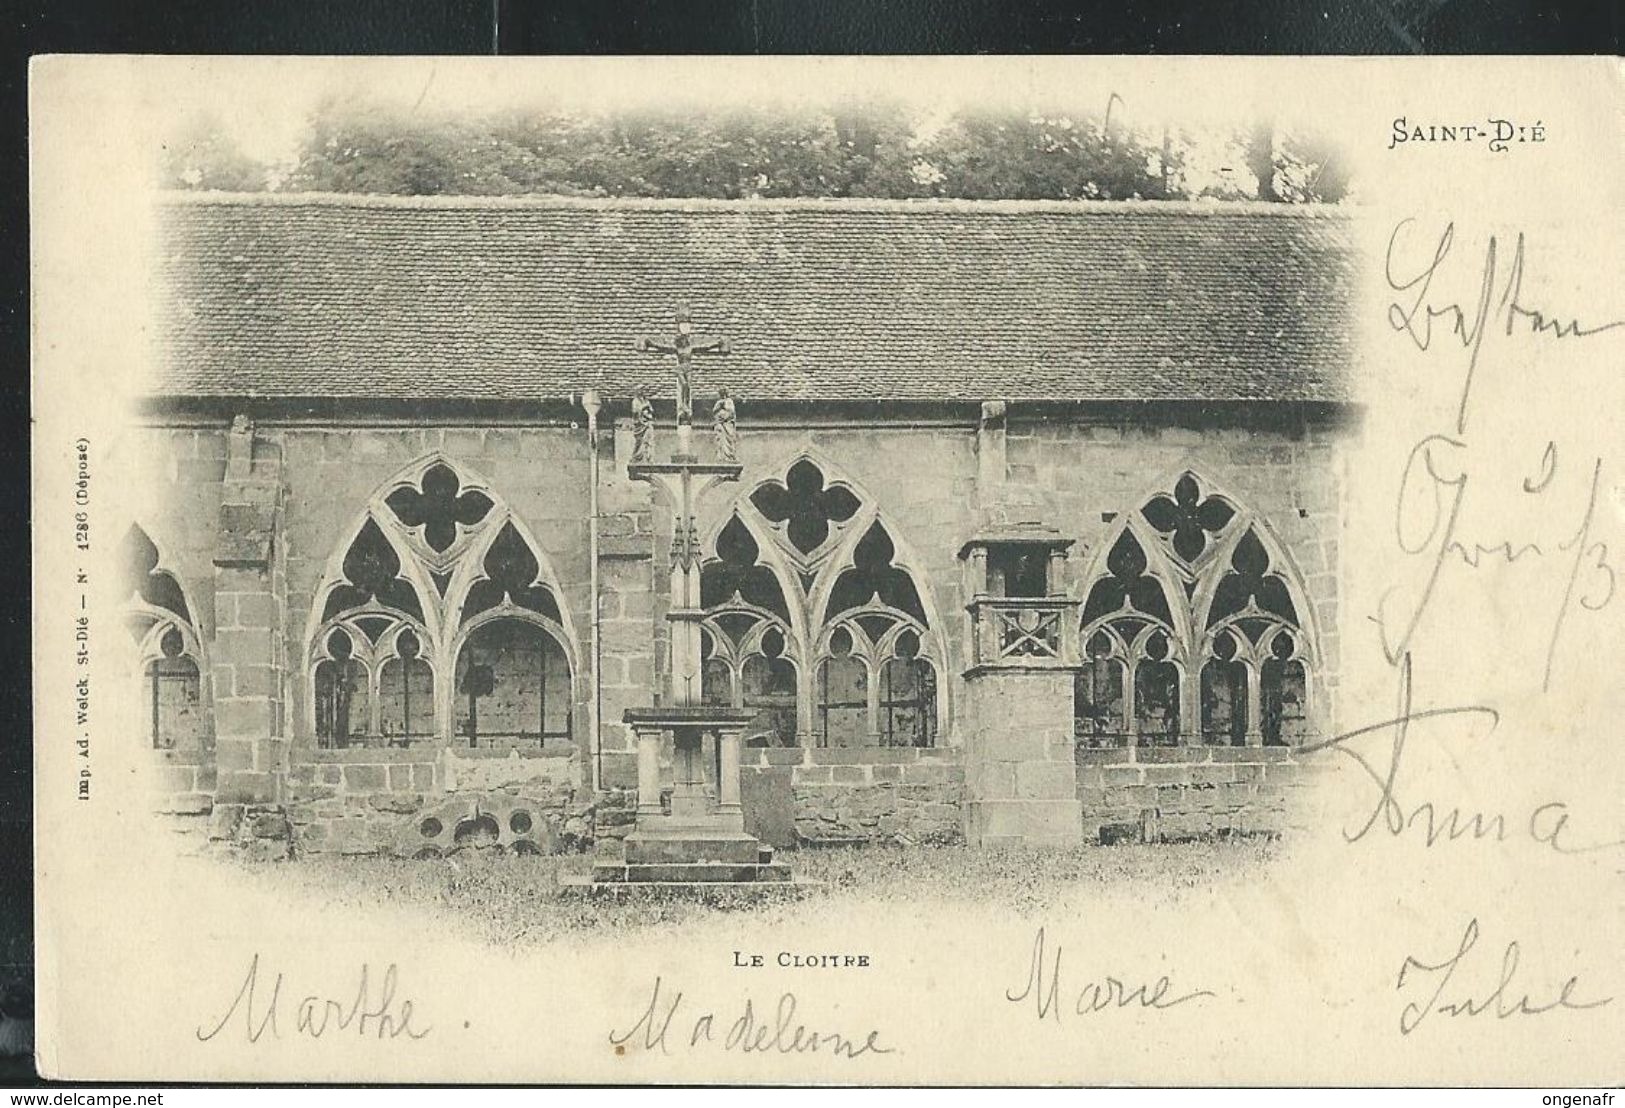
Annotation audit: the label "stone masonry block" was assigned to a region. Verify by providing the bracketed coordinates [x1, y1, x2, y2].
[1190, 764, 1237, 786]
[214, 739, 255, 773]
[231, 593, 276, 630]
[1144, 766, 1192, 787]
[1015, 760, 1078, 800]
[343, 764, 387, 791]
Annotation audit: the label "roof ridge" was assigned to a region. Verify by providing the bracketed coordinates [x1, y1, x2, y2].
[155, 189, 1354, 219]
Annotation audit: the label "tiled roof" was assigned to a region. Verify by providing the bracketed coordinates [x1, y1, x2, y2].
[151, 193, 1359, 405]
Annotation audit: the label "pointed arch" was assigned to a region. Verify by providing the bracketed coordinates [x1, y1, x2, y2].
[1190, 516, 1321, 670]
[1076, 468, 1323, 748]
[119, 523, 211, 752]
[303, 453, 580, 749]
[308, 508, 439, 652]
[702, 450, 951, 747]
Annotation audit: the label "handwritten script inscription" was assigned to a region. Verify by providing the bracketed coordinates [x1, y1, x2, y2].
[196, 954, 431, 1044]
[1005, 927, 1214, 1023]
[1397, 918, 1612, 1035]
[609, 976, 893, 1060]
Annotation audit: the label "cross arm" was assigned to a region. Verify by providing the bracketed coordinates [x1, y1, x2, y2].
[635, 337, 678, 355]
[691, 337, 732, 356]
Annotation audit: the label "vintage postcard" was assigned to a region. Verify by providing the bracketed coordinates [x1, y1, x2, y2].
[29, 55, 1624, 1084]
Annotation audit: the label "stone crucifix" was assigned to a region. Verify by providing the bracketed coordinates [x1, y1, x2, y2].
[633, 300, 731, 459]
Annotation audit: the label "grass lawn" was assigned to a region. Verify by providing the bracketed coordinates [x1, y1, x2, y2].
[230, 837, 1281, 945]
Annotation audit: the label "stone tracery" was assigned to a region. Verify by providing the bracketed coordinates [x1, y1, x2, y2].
[310, 456, 575, 749]
[120, 523, 209, 752]
[1077, 472, 1315, 748]
[701, 457, 942, 748]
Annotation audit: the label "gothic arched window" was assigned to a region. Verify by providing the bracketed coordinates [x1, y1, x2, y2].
[120, 524, 209, 753]
[1200, 527, 1309, 746]
[309, 458, 575, 751]
[452, 618, 571, 747]
[710, 457, 944, 748]
[314, 628, 370, 748]
[878, 630, 936, 749]
[1077, 472, 1316, 748]
[1075, 529, 1183, 747]
[817, 626, 870, 748]
[378, 628, 435, 744]
[741, 632, 798, 748]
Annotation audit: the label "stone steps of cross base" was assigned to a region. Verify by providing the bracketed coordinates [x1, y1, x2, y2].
[591, 861, 794, 884]
[623, 836, 765, 865]
[758, 844, 774, 865]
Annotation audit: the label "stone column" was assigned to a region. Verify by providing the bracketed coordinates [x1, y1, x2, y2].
[716, 726, 742, 817]
[1245, 665, 1264, 746]
[635, 725, 662, 817]
[1121, 661, 1139, 760]
[1179, 664, 1202, 747]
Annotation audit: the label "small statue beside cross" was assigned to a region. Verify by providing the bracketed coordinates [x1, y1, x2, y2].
[629, 389, 655, 464]
[634, 301, 740, 463]
[712, 387, 738, 463]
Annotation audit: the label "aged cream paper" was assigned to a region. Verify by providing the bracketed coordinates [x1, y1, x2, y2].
[30, 56, 1625, 1085]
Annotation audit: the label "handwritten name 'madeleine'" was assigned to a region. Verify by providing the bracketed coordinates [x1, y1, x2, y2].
[196, 954, 432, 1045]
[609, 976, 893, 1060]
[1005, 927, 1215, 1024]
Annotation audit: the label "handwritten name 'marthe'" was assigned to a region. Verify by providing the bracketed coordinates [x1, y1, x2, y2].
[196, 954, 431, 1045]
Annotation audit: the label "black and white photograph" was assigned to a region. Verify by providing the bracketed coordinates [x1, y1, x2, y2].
[28, 55, 1624, 1086]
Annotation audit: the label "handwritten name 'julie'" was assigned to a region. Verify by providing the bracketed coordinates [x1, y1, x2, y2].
[1397, 918, 1612, 1035]
[196, 954, 431, 1044]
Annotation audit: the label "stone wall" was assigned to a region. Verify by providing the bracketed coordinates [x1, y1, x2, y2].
[1004, 415, 1345, 727]
[740, 747, 965, 848]
[119, 408, 1347, 852]
[1075, 746, 1325, 844]
[284, 746, 586, 856]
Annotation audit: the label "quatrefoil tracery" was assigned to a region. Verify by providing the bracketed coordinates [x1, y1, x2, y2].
[750, 459, 862, 568]
[384, 462, 495, 568]
[1141, 472, 1237, 575]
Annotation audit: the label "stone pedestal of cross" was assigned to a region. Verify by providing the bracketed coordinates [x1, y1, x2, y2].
[585, 302, 797, 889]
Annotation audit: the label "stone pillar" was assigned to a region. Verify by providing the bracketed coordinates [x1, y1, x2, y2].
[1179, 662, 1201, 747]
[1245, 665, 1264, 747]
[962, 670, 1081, 847]
[596, 420, 657, 789]
[210, 417, 288, 812]
[635, 725, 662, 817]
[716, 726, 742, 818]
[976, 400, 1007, 513]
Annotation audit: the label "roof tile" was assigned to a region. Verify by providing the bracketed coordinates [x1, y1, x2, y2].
[151, 193, 1359, 405]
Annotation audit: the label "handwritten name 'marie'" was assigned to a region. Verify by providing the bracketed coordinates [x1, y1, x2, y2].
[1006, 927, 1214, 1023]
